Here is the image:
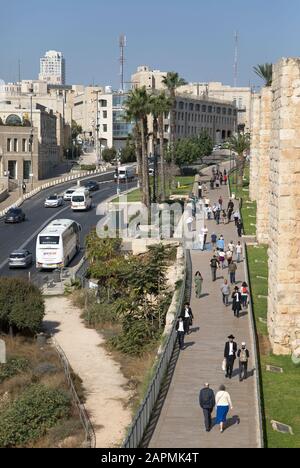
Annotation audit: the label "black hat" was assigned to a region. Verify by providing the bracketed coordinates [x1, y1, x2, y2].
[228, 335, 235, 340]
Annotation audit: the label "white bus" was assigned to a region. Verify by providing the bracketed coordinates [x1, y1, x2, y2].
[71, 188, 92, 211]
[36, 219, 81, 270]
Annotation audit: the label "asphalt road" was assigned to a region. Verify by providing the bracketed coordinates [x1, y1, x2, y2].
[0, 170, 136, 286]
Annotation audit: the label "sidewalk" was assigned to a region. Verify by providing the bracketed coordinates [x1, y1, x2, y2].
[149, 165, 260, 448]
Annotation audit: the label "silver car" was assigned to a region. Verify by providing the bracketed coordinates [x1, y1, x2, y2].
[9, 250, 33, 269]
[44, 194, 63, 208]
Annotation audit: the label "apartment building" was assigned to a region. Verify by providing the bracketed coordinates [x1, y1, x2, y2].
[39, 50, 66, 85]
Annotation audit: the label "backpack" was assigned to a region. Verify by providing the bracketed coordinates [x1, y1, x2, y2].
[242, 287, 248, 295]
[239, 349, 248, 363]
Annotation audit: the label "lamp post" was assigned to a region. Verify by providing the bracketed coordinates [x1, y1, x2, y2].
[117, 149, 121, 196]
[29, 91, 34, 190]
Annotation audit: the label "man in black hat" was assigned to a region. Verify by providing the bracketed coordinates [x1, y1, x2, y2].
[224, 335, 237, 379]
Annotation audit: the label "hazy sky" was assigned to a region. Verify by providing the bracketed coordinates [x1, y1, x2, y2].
[1, 0, 300, 90]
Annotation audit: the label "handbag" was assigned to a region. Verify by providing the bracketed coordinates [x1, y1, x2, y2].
[222, 359, 227, 372]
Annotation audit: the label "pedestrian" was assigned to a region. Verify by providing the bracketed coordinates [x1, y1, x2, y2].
[237, 343, 250, 382]
[237, 220, 244, 238]
[240, 282, 249, 309]
[228, 241, 235, 254]
[217, 235, 225, 252]
[232, 287, 242, 318]
[210, 255, 220, 282]
[224, 169, 227, 177]
[216, 385, 233, 433]
[234, 210, 240, 227]
[224, 174, 228, 185]
[227, 209, 233, 224]
[218, 196, 223, 210]
[215, 177, 220, 189]
[207, 205, 213, 221]
[226, 248, 233, 267]
[211, 232, 217, 249]
[222, 210, 227, 225]
[22, 182, 26, 195]
[212, 203, 217, 220]
[176, 317, 185, 351]
[215, 208, 221, 225]
[228, 199, 235, 212]
[221, 279, 231, 306]
[198, 183, 203, 199]
[183, 303, 193, 335]
[204, 197, 210, 208]
[199, 383, 216, 432]
[195, 271, 204, 299]
[236, 241, 243, 263]
[210, 178, 215, 190]
[202, 225, 209, 248]
[224, 335, 237, 379]
[219, 250, 226, 270]
[228, 261, 237, 285]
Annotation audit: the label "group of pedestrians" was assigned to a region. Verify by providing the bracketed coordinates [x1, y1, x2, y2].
[176, 303, 194, 350]
[209, 167, 228, 191]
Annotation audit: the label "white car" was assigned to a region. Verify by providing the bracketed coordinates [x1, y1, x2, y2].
[63, 186, 79, 201]
[44, 194, 63, 208]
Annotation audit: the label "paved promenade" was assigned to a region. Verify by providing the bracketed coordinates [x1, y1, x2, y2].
[149, 166, 261, 448]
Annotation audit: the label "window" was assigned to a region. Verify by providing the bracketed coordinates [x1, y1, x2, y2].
[23, 161, 31, 179]
[6, 114, 22, 126]
[216, 107, 221, 114]
[222, 108, 227, 115]
[7, 138, 11, 152]
[202, 105, 207, 113]
[179, 101, 184, 110]
[39, 236, 60, 245]
[164, 112, 169, 119]
[103, 111, 107, 119]
[189, 103, 194, 111]
[208, 106, 212, 113]
[195, 104, 200, 112]
[99, 99, 107, 108]
[103, 124, 107, 132]
[13, 139, 18, 152]
[228, 108, 232, 116]
[164, 125, 169, 133]
[22, 139, 27, 152]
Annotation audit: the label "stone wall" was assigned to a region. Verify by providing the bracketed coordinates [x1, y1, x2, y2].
[256, 87, 272, 244]
[268, 58, 300, 355]
[249, 94, 261, 201]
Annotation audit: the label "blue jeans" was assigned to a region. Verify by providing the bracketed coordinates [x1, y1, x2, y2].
[230, 272, 236, 284]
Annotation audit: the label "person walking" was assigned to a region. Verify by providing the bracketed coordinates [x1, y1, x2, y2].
[240, 282, 249, 309]
[212, 203, 217, 220]
[237, 219, 244, 238]
[199, 383, 216, 432]
[236, 241, 243, 263]
[228, 261, 237, 285]
[234, 210, 240, 227]
[195, 272, 204, 299]
[210, 255, 220, 282]
[216, 385, 233, 433]
[232, 287, 242, 318]
[237, 343, 250, 382]
[221, 280, 231, 307]
[224, 174, 228, 185]
[219, 250, 226, 270]
[217, 235, 225, 252]
[215, 208, 221, 225]
[218, 196, 223, 210]
[222, 210, 227, 225]
[228, 199, 235, 212]
[207, 205, 213, 221]
[228, 241, 235, 253]
[210, 178, 215, 190]
[226, 248, 233, 268]
[22, 181, 26, 195]
[183, 303, 193, 335]
[211, 232, 217, 249]
[176, 317, 185, 351]
[198, 183, 203, 199]
[204, 197, 210, 208]
[224, 335, 237, 379]
[202, 225, 209, 249]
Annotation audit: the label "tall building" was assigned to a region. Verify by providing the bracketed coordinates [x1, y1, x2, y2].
[39, 50, 66, 85]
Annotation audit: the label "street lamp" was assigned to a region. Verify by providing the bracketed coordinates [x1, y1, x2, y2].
[117, 149, 122, 196]
[28, 91, 34, 190]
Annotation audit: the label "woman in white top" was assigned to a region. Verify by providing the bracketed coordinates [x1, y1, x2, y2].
[215, 385, 233, 433]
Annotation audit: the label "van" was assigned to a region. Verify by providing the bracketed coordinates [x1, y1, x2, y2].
[71, 188, 92, 211]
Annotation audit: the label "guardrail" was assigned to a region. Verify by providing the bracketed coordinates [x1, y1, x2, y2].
[52, 337, 96, 448]
[0, 166, 110, 219]
[123, 249, 191, 449]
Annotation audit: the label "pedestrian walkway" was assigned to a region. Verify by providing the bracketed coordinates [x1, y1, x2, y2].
[149, 165, 261, 448]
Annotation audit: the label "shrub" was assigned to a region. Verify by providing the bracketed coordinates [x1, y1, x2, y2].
[102, 147, 117, 163]
[80, 164, 96, 171]
[110, 317, 160, 356]
[0, 384, 71, 447]
[0, 278, 45, 334]
[0, 357, 30, 383]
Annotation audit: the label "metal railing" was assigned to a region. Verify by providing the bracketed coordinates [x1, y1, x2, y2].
[123, 249, 191, 449]
[52, 337, 96, 448]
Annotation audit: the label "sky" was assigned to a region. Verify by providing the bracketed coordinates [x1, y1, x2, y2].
[1, 0, 300, 90]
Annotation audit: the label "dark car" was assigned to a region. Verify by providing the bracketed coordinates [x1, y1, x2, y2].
[5, 208, 26, 224]
[84, 180, 99, 192]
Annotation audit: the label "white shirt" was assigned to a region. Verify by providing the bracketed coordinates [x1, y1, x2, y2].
[229, 342, 234, 355]
[178, 321, 184, 332]
[216, 391, 233, 408]
[236, 245, 243, 254]
[184, 308, 190, 318]
[186, 217, 194, 225]
[228, 243, 235, 252]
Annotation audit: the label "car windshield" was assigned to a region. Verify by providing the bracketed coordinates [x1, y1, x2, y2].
[72, 196, 84, 202]
[8, 210, 20, 215]
[66, 190, 75, 194]
[48, 196, 58, 201]
[39, 236, 60, 245]
[10, 253, 26, 259]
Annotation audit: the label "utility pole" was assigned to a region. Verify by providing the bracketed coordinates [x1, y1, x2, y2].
[119, 34, 126, 92]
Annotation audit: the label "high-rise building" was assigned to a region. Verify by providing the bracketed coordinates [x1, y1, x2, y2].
[39, 50, 66, 85]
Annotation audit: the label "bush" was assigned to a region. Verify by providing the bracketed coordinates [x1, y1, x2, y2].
[102, 147, 117, 163]
[80, 165, 96, 171]
[0, 384, 71, 447]
[0, 278, 45, 335]
[110, 317, 160, 356]
[0, 357, 30, 383]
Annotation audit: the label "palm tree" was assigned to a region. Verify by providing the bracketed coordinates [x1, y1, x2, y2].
[228, 132, 251, 187]
[253, 63, 273, 87]
[162, 72, 187, 163]
[149, 92, 172, 200]
[124, 87, 151, 208]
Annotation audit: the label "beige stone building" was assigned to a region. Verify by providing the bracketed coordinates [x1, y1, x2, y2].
[250, 57, 300, 356]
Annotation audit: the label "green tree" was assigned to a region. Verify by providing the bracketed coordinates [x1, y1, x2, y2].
[121, 135, 137, 164]
[228, 132, 251, 186]
[253, 63, 273, 87]
[171, 132, 213, 169]
[102, 147, 117, 163]
[125, 88, 151, 207]
[0, 278, 45, 335]
[71, 120, 83, 140]
[162, 72, 187, 164]
[149, 92, 173, 200]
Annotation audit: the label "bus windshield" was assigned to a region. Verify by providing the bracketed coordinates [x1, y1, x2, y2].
[39, 236, 60, 245]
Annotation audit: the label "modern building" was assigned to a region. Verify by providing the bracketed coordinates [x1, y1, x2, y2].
[39, 50, 66, 85]
[73, 86, 105, 142]
[0, 103, 59, 182]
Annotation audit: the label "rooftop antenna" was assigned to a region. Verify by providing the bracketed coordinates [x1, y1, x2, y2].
[119, 34, 126, 92]
[234, 31, 238, 87]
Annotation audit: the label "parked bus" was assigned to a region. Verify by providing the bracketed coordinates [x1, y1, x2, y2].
[71, 188, 92, 211]
[36, 219, 81, 270]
